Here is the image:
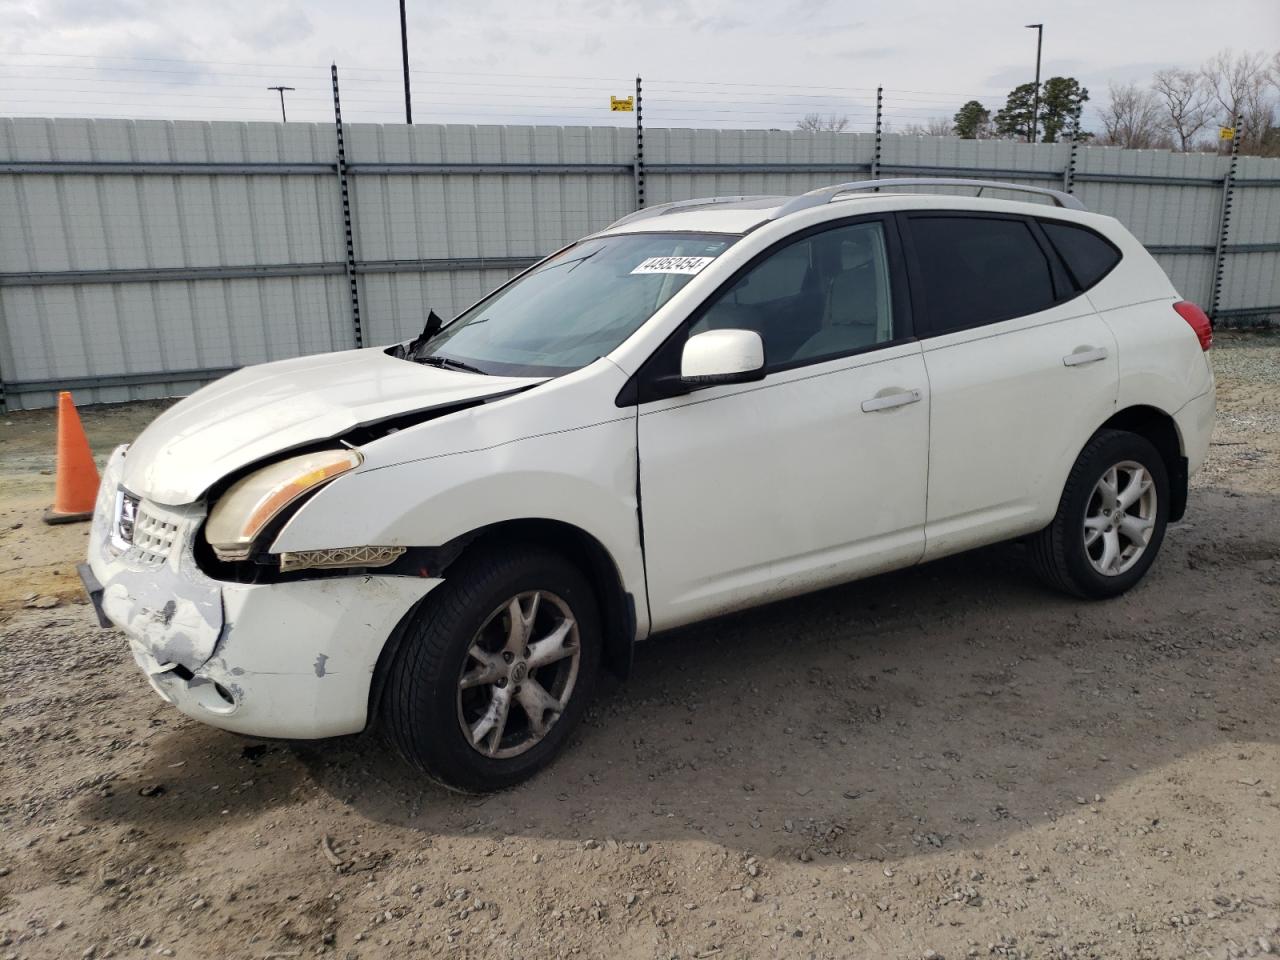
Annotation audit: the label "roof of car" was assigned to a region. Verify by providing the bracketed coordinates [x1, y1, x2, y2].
[596, 179, 1094, 239]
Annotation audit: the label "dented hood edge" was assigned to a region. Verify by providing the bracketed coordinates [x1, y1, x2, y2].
[120, 349, 547, 506]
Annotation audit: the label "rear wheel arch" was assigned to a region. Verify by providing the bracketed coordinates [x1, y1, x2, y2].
[1030, 428, 1171, 598]
[1095, 405, 1187, 521]
[367, 518, 636, 726]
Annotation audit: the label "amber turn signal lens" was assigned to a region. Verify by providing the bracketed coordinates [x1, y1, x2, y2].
[206, 449, 361, 560]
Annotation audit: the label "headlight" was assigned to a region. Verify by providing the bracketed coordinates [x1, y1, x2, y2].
[206, 449, 361, 561]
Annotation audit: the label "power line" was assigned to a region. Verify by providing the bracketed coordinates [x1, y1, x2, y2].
[0, 51, 1046, 131]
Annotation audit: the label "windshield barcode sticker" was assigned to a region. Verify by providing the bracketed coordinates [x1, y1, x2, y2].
[630, 256, 716, 276]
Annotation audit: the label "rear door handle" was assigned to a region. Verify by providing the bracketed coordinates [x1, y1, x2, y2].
[861, 388, 922, 413]
[1063, 346, 1109, 367]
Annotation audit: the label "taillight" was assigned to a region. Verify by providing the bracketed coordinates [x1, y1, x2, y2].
[1173, 301, 1212, 351]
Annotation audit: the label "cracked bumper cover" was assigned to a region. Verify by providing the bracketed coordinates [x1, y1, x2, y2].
[86, 446, 442, 739]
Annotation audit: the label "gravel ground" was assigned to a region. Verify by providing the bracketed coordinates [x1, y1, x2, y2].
[1197, 334, 1280, 494]
[1, 335, 1277, 960]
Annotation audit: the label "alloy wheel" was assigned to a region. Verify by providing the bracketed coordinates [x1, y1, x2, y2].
[1082, 460, 1158, 577]
[455, 591, 581, 759]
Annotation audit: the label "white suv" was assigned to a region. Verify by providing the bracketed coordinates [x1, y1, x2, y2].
[81, 179, 1216, 792]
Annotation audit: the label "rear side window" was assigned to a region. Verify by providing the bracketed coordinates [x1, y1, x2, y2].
[1041, 221, 1122, 290]
[907, 216, 1057, 335]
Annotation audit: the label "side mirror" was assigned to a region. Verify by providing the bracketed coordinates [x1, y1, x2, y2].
[680, 329, 766, 386]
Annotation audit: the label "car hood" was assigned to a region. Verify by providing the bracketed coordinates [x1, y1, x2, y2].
[121, 348, 542, 505]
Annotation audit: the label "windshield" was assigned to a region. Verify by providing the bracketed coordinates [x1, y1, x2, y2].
[412, 232, 737, 376]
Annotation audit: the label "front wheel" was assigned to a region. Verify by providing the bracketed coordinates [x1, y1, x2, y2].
[1029, 429, 1170, 599]
[380, 545, 601, 792]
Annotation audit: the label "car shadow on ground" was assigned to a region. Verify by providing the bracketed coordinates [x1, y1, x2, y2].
[84, 489, 1280, 865]
[294, 488, 1279, 862]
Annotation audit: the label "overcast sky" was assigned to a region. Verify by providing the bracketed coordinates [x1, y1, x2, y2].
[1, 0, 1277, 129]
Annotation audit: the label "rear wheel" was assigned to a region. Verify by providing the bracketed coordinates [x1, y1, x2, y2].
[1029, 429, 1170, 599]
[381, 545, 600, 792]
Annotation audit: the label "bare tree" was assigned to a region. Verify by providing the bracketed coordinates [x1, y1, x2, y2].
[924, 116, 952, 136]
[1151, 68, 1212, 151]
[1201, 49, 1273, 146]
[901, 117, 953, 137]
[1099, 82, 1166, 148]
[795, 113, 849, 133]
[1240, 66, 1277, 151]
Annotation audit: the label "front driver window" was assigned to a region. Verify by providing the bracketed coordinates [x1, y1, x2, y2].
[690, 221, 895, 370]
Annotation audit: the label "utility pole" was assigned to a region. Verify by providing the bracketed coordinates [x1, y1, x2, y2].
[267, 85, 294, 123]
[399, 0, 413, 123]
[1025, 23, 1043, 143]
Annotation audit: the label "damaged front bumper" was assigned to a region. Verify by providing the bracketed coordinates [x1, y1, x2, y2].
[86, 446, 441, 739]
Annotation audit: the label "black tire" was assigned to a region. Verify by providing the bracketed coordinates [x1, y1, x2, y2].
[1029, 429, 1170, 600]
[380, 544, 601, 793]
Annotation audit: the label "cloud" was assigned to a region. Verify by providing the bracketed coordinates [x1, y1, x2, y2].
[234, 7, 314, 52]
[784, 0, 833, 18]
[838, 46, 901, 61]
[1, 0, 1274, 127]
[0, 6, 42, 52]
[41, 0, 148, 26]
[482, 24, 513, 46]
[691, 15, 749, 32]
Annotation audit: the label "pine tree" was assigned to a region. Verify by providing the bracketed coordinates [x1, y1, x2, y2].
[952, 100, 992, 139]
[1040, 77, 1090, 142]
[994, 78, 1090, 142]
[994, 82, 1038, 141]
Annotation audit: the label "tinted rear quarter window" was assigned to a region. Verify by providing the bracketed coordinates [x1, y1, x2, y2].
[908, 216, 1057, 335]
[1041, 221, 1122, 290]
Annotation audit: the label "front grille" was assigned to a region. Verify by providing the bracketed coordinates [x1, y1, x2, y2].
[131, 505, 180, 565]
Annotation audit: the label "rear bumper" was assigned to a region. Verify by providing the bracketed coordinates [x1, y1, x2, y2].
[86, 446, 442, 739]
[1174, 386, 1216, 479]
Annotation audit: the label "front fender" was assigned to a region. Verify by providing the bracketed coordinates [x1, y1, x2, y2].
[270, 415, 648, 636]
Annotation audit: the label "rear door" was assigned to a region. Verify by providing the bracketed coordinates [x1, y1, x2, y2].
[900, 212, 1119, 560]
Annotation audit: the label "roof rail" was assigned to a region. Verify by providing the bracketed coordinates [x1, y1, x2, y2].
[607, 195, 782, 230]
[773, 178, 1086, 219]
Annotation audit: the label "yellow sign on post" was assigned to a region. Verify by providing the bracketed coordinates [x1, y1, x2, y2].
[610, 96, 634, 112]
[1219, 126, 1236, 140]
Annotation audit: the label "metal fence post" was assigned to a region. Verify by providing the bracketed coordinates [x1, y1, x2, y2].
[0, 318, 8, 411]
[871, 85, 883, 185]
[331, 63, 364, 349]
[0, 294, 9, 411]
[1210, 115, 1242, 321]
[634, 75, 645, 210]
[1063, 116, 1080, 194]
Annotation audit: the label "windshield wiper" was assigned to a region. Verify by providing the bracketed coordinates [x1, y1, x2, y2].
[419, 354, 488, 375]
[563, 248, 600, 273]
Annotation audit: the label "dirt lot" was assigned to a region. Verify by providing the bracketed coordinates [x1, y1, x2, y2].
[1, 335, 1278, 960]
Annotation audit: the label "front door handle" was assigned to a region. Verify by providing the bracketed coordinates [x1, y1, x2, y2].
[861, 388, 922, 413]
[1063, 346, 1109, 367]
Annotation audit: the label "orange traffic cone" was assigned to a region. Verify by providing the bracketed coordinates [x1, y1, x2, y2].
[44, 391, 101, 524]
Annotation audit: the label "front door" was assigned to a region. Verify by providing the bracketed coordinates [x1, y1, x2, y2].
[633, 217, 931, 631]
